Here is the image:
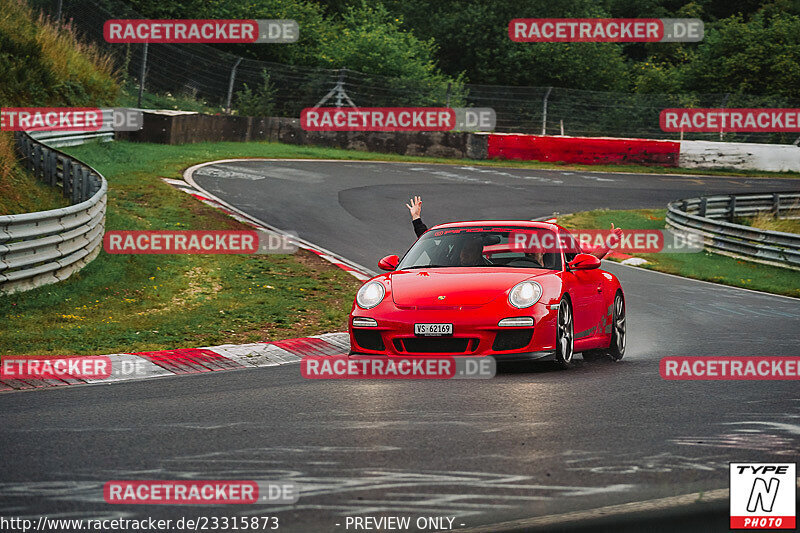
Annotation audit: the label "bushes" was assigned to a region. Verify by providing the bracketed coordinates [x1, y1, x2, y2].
[0, 0, 120, 215]
[235, 71, 277, 117]
[0, 0, 119, 107]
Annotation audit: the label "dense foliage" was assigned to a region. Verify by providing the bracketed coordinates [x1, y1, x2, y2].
[121, 0, 800, 100]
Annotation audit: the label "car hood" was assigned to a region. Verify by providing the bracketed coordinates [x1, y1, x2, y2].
[390, 268, 550, 307]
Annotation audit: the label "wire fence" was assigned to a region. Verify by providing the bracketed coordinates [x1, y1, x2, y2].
[30, 0, 800, 144]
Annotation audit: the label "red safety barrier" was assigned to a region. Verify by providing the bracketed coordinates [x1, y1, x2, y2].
[487, 134, 680, 167]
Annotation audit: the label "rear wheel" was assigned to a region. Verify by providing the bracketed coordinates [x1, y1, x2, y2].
[554, 297, 574, 369]
[582, 291, 626, 362]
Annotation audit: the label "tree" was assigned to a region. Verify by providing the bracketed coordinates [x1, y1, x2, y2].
[235, 70, 277, 116]
[680, 12, 800, 100]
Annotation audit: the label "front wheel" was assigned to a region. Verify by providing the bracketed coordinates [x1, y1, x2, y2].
[607, 291, 626, 361]
[554, 297, 574, 369]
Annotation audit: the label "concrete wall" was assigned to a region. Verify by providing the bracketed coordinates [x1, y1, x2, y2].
[487, 133, 680, 167]
[679, 140, 800, 172]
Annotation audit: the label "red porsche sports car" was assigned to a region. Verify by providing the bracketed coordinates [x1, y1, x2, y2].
[348, 221, 626, 367]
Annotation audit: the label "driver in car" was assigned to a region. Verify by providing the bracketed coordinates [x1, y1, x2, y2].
[405, 195, 622, 262]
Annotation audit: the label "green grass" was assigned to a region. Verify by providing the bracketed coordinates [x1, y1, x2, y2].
[736, 213, 800, 234]
[45, 137, 800, 180]
[0, 140, 362, 356]
[559, 208, 800, 298]
[116, 83, 221, 114]
[0, 166, 70, 215]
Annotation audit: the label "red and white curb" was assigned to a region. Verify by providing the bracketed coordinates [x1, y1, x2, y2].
[167, 159, 375, 282]
[0, 332, 349, 392]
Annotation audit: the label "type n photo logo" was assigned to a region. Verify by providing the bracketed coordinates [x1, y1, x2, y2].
[730, 463, 796, 529]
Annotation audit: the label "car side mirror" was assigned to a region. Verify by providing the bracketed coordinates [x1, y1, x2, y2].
[568, 253, 601, 271]
[378, 254, 400, 271]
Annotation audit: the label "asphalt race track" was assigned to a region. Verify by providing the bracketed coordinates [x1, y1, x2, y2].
[2, 161, 799, 532]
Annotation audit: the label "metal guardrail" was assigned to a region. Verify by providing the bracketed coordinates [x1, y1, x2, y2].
[0, 132, 107, 294]
[665, 192, 800, 270]
[28, 109, 115, 148]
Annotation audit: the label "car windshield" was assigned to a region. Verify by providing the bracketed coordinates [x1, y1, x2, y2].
[397, 227, 563, 270]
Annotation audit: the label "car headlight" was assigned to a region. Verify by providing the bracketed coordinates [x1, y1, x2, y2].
[508, 281, 542, 308]
[356, 281, 385, 309]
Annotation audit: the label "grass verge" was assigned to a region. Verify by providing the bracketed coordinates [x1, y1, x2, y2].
[0, 141, 363, 356]
[0, 133, 70, 215]
[737, 212, 800, 234]
[558, 208, 800, 298]
[38, 137, 800, 180]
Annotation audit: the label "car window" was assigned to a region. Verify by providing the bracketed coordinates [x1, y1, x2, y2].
[398, 227, 562, 270]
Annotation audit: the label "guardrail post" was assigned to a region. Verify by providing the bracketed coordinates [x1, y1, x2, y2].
[72, 165, 80, 204]
[700, 197, 707, 217]
[681, 200, 688, 212]
[48, 150, 57, 186]
[31, 143, 40, 178]
[773, 193, 780, 218]
[24, 137, 34, 173]
[62, 159, 72, 199]
[729, 196, 736, 221]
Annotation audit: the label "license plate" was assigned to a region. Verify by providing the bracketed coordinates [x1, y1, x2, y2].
[414, 323, 453, 336]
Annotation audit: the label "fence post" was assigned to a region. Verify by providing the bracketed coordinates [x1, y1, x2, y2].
[225, 57, 243, 114]
[138, 42, 149, 108]
[55, 0, 63, 26]
[542, 86, 552, 135]
[445, 82, 451, 107]
[719, 93, 730, 141]
[334, 70, 346, 107]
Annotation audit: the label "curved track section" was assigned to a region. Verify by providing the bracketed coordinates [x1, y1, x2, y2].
[1, 161, 798, 532]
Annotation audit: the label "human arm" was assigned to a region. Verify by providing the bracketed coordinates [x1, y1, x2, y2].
[406, 196, 428, 237]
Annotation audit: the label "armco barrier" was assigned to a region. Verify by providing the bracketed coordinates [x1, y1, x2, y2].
[28, 109, 115, 148]
[0, 132, 107, 294]
[665, 192, 800, 270]
[487, 133, 681, 166]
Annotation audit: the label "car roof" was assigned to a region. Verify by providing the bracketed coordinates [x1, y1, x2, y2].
[427, 220, 566, 231]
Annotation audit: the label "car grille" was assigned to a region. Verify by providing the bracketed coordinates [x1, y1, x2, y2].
[352, 330, 384, 351]
[492, 329, 534, 351]
[395, 337, 475, 354]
